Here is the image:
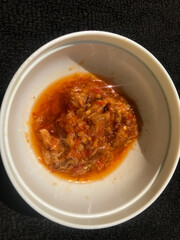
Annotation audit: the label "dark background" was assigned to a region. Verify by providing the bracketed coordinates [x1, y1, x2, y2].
[0, 0, 179, 239]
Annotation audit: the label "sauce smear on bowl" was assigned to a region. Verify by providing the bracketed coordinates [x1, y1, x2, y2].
[29, 72, 141, 182]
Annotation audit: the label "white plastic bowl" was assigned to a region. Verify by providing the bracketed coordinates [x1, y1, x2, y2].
[0, 31, 180, 229]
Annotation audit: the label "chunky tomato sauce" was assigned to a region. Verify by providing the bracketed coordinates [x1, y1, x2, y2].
[29, 72, 141, 182]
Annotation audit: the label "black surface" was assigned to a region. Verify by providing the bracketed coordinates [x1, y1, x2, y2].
[0, 0, 180, 239]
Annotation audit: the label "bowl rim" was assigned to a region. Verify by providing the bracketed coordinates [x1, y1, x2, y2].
[0, 30, 180, 229]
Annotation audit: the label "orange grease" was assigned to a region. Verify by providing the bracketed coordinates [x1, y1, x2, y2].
[28, 72, 140, 183]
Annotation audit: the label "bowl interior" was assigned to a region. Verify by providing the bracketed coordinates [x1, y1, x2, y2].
[6, 41, 170, 218]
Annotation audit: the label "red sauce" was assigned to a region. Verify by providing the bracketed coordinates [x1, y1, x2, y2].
[29, 72, 141, 182]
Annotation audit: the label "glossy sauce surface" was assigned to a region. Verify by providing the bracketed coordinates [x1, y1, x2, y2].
[29, 72, 141, 182]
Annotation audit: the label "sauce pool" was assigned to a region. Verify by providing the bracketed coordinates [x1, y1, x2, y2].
[29, 72, 141, 182]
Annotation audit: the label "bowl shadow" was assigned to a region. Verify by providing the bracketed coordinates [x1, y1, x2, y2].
[0, 157, 41, 217]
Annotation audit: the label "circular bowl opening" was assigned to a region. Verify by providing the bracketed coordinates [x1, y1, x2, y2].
[1, 31, 180, 229]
